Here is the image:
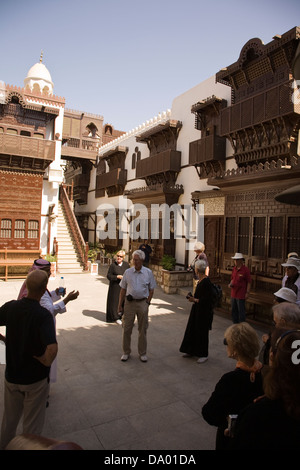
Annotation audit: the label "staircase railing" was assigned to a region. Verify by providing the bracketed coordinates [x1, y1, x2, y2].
[59, 184, 89, 271]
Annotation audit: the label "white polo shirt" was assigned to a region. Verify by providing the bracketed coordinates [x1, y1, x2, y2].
[120, 266, 156, 299]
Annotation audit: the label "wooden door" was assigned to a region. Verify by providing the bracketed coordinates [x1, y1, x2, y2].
[204, 216, 223, 279]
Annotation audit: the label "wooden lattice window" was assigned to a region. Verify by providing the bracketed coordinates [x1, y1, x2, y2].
[225, 217, 236, 253]
[287, 217, 300, 254]
[269, 217, 284, 258]
[0, 219, 12, 238]
[132, 153, 136, 169]
[14, 219, 25, 238]
[28, 220, 39, 239]
[132, 147, 141, 169]
[252, 217, 266, 257]
[238, 217, 250, 255]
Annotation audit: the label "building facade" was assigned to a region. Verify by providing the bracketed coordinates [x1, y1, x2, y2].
[78, 26, 300, 322]
[1, 27, 299, 322]
[0, 56, 124, 271]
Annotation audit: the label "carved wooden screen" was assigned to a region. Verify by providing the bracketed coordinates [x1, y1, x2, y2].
[287, 217, 300, 254]
[238, 217, 250, 255]
[225, 217, 235, 253]
[268, 216, 284, 258]
[252, 217, 266, 257]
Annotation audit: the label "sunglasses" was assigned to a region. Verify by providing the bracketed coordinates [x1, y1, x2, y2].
[117, 255, 124, 258]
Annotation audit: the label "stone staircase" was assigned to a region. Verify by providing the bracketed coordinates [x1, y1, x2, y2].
[56, 202, 84, 274]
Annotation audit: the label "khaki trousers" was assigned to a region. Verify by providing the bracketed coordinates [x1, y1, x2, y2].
[0, 377, 49, 450]
[122, 299, 149, 356]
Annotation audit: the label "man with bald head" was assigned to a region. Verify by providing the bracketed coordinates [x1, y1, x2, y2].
[0, 269, 57, 449]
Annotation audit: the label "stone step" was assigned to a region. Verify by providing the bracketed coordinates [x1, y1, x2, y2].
[56, 241, 75, 248]
[58, 252, 81, 260]
[56, 201, 84, 274]
[57, 267, 83, 274]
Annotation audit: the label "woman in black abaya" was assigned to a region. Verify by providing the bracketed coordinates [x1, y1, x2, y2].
[106, 250, 129, 323]
[180, 259, 214, 363]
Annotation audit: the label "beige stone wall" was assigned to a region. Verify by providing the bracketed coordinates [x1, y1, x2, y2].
[150, 263, 193, 294]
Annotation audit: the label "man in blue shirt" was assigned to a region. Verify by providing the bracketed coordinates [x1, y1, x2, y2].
[118, 250, 156, 362]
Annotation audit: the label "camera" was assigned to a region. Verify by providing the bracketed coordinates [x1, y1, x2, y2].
[186, 292, 193, 299]
[126, 294, 133, 301]
[227, 414, 238, 437]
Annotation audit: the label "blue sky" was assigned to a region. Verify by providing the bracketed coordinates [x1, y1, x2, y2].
[1, 0, 298, 131]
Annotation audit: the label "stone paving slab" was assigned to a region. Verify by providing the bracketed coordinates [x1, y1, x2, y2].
[0, 266, 266, 451]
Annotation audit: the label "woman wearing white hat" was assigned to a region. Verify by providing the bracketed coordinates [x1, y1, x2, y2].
[281, 258, 300, 306]
[229, 253, 251, 323]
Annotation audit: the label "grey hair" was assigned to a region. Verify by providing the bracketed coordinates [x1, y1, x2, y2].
[195, 259, 207, 273]
[132, 249, 145, 261]
[272, 302, 300, 325]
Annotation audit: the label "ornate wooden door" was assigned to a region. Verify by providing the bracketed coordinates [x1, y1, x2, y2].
[204, 216, 223, 279]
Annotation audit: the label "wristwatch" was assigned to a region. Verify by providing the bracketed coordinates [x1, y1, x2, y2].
[146, 300, 151, 305]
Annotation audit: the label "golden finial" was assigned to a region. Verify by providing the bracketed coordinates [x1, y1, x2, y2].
[40, 50, 43, 63]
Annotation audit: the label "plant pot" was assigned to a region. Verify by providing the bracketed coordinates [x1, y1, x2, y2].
[50, 262, 56, 279]
[91, 263, 98, 275]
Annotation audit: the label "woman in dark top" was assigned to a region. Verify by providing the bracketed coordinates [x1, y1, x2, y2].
[231, 328, 300, 450]
[106, 250, 129, 323]
[180, 259, 214, 363]
[202, 322, 263, 450]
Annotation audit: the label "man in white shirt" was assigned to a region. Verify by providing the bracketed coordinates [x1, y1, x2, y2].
[118, 250, 156, 362]
[281, 257, 300, 306]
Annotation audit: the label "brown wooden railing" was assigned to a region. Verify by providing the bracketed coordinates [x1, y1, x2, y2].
[0, 133, 56, 160]
[59, 184, 89, 271]
[96, 168, 127, 190]
[189, 134, 226, 165]
[136, 150, 181, 178]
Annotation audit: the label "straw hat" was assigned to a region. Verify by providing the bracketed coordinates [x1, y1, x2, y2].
[231, 253, 244, 260]
[273, 287, 297, 303]
[281, 257, 300, 272]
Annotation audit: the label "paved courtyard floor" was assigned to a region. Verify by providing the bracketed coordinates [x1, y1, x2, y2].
[0, 265, 267, 451]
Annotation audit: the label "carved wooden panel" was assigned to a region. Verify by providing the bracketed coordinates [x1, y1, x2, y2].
[0, 170, 42, 249]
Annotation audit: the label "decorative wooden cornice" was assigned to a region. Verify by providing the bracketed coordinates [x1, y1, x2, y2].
[191, 96, 227, 115]
[208, 155, 300, 188]
[216, 26, 300, 88]
[124, 183, 184, 206]
[136, 120, 182, 156]
[4, 84, 65, 108]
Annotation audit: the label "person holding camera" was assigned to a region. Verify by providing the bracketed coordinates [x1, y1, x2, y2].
[118, 250, 156, 362]
[202, 322, 263, 450]
[179, 259, 214, 363]
[231, 328, 300, 449]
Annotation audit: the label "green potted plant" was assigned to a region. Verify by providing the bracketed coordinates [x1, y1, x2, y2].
[161, 254, 176, 271]
[88, 249, 98, 263]
[45, 254, 57, 278]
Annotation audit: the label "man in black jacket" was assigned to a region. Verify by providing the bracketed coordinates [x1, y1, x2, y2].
[0, 269, 57, 449]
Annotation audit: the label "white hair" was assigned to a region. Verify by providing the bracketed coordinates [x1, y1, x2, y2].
[272, 302, 300, 325]
[194, 241, 205, 252]
[132, 249, 145, 261]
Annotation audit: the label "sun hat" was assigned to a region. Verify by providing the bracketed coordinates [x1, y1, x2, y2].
[281, 257, 300, 272]
[287, 252, 299, 259]
[231, 253, 244, 260]
[273, 287, 297, 303]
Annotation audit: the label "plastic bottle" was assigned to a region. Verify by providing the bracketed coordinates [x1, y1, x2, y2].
[58, 277, 65, 296]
